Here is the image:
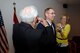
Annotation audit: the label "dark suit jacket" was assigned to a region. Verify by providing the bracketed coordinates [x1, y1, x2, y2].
[13, 22, 55, 53]
[36, 23, 56, 53]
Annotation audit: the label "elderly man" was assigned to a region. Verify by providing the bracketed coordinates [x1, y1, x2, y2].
[13, 6, 54, 53]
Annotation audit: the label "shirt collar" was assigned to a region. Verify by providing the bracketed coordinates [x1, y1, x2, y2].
[46, 19, 52, 26]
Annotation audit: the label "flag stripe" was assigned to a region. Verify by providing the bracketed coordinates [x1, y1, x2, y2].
[0, 46, 4, 53]
[0, 28, 9, 50]
[0, 10, 9, 53]
[0, 36, 7, 53]
[1, 26, 8, 44]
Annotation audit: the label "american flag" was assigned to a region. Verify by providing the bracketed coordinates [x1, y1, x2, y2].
[0, 10, 9, 53]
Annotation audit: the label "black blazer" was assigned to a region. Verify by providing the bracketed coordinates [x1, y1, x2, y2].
[13, 22, 55, 53]
[36, 23, 56, 53]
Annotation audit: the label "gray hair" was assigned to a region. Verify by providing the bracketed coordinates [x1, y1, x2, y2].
[20, 5, 38, 24]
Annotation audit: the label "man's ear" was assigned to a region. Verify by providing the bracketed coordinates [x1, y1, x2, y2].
[45, 13, 48, 17]
[45, 13, 47, 15]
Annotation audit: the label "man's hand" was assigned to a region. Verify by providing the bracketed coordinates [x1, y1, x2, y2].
[38, 18, 49, 27]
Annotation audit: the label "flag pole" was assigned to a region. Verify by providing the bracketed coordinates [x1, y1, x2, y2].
[13, 2, 16, 7]
[13, 2, 19, 24]
[13, 2, 16, 12]
[13, 2, 16, 10]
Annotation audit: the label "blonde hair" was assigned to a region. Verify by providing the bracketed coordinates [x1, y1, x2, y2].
[60, 15, 70, 23]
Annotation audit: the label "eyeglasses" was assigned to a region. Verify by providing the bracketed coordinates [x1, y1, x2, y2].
[48, 12, 55, 15]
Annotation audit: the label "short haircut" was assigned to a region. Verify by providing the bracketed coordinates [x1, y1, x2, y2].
[20, 5, 38, 24]
[44, 7, 54, 19]
[44, 7, 53, 13]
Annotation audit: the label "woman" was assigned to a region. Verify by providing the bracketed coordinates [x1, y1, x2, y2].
[56, 15, 71, 53]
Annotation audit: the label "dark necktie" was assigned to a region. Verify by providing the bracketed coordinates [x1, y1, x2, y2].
[51, 23, 55, 35]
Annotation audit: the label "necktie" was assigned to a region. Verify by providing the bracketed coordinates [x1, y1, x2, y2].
[51, 23, 55, 34]
[51, 24, 54, 31]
